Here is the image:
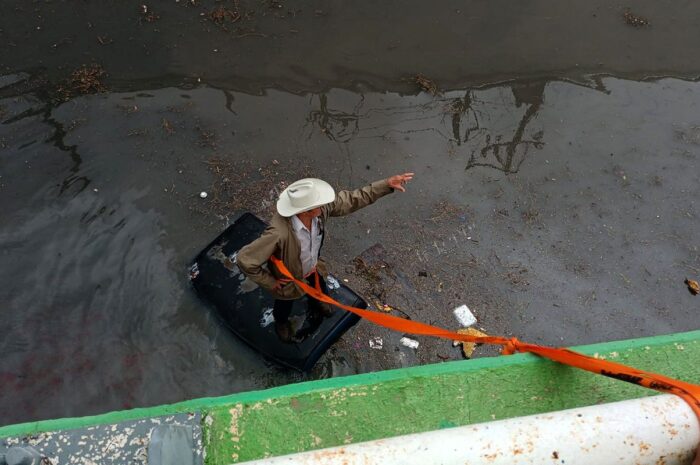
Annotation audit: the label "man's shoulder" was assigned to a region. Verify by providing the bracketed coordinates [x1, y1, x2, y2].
[268, 213, 292, 233]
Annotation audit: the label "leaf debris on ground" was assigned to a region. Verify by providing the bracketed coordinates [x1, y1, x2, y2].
[69, 64, 106, 94]
[209, 5, 241, 25]
[192, 157, 313, 220]
[623, 10, 650, 27]
[413, 74, 441, 96]
[54, 64, 107, 101]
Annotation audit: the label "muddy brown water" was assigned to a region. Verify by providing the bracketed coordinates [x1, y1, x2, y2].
[1, 1, 700, 426]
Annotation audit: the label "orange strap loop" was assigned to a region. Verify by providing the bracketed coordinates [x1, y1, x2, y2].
[270, 256, 700, 419]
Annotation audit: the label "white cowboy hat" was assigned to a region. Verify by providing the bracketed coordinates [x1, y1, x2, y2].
[276, 178, 336, 217]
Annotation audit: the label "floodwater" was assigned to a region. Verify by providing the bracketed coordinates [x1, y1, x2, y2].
[2, 0, 700, 426]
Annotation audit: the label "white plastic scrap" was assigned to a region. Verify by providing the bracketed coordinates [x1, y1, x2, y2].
[369, 337, 383, 350]
[453, 304, 477, 327]
[259, 307, 275, 328]
[400, 337, 419, 349]
[189, 262, 200, 280]
[326, 275, 340, 290]
[200, 191, 208, 199]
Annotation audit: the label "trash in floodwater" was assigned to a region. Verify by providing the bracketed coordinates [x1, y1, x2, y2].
[369, 337, 383, 350]
[326, 275, 340, 290]
[200, 191, 208, 199]
[453, 304, 477, 327]
[685, 278, 699, 295]
[400, 337, 419, 349]
[209, 5, 241, 25]
[377, 301, 393, 313]
[455, 327, 489, 359]
[367, 297, 390, 313]
[259, 307, 274, 327]
[413, 74, 441, 96]
[623, 9, 650, 27]
[189, 262, 200, 280]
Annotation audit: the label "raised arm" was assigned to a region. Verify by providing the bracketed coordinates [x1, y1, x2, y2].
[326, 173, 414, 217]
[236, 227, 279, 291]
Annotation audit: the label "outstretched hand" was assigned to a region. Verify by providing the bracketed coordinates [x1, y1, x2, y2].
[387, 172, 415, 192]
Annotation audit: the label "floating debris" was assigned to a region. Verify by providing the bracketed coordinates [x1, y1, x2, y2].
[685, 278, 699, 295]
[400, 337, 419, 349]
[140, 4, 160, 22]
[189, 262, 200, 280]
[56, 69, 102, 102]
[57, 64, 106, 100]
[369, 337, 383, 350]
[453, 304, 477, 327]
[194, 157, 313, 221]
[456, 327, 488, 358]
[372, 301, 393, 313]
[259, 308, 274, 327]
[209, 5, 241, 25]
[623, 10, 650, 27]
[326, 275, 340, 290]
[413, 74, 440, 96]
[161, 118, 175, 134]
[200, 191, 208, 199]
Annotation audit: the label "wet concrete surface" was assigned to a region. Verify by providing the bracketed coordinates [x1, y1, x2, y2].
[1, 1, 699, 426]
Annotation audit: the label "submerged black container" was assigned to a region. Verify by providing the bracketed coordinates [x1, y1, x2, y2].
[190, 213, 363, 371]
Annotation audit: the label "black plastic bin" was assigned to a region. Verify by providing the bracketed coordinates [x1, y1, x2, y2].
[190, 212, 364, 371]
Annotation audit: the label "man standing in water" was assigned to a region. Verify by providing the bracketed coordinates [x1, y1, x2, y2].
[237, 173, 414, 342]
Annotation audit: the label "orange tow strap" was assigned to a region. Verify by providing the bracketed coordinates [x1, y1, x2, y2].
[271, 256, 700, 420]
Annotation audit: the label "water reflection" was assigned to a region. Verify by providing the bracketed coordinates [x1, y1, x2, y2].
[300, 78, 622, 174]
[303, 81, 550, 174]
[306, 93, 362, 143]
[0, 75, 90, 194]
[463, 81, 546, 173]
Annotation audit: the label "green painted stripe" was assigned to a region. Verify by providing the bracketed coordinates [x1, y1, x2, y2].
[202, 331, 700, 463]
[2, 329, 699, 442]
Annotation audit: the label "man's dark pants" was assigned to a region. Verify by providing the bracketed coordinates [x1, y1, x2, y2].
[273, 272, 329, 322]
